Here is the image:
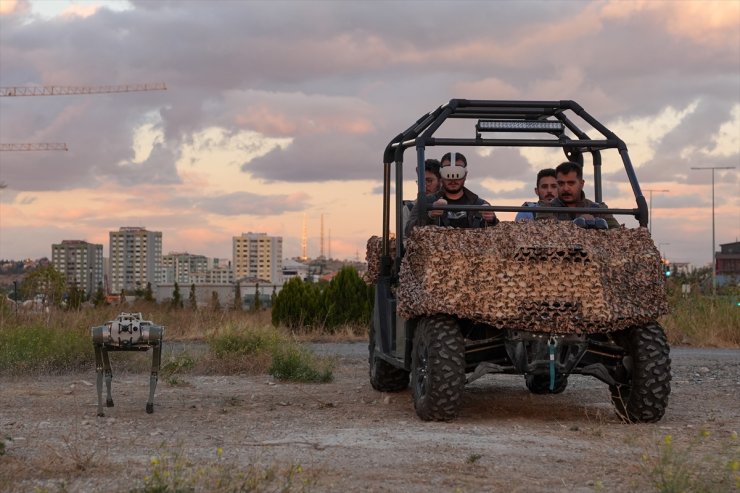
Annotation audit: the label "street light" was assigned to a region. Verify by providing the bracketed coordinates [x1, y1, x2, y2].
[690, 166, 736, 295]
[644, 189, 669, 236]
[658, 242, 671, 259]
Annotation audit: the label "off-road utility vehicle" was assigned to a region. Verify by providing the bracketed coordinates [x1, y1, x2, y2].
[367, 99, 671, 422]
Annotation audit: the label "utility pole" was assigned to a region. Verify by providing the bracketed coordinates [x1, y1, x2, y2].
[300, 213, 308, 261]
[644, 189, 669, 236]
[320, 214, 325, 260]
[690, 166, 736, 295]
[658, 242, 670, 259]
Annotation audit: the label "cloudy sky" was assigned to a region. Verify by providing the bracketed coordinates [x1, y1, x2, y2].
[0, 0, 738, 267]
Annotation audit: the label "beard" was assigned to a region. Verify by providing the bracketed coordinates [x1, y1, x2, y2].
[443, 180, 464, 194]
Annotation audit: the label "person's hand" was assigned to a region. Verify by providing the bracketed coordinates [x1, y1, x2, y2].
[429, 198, 446, 218]
[482, 211, 496, 222]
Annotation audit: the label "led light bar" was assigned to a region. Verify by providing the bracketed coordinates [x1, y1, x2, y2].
[477, 119, 565, 133]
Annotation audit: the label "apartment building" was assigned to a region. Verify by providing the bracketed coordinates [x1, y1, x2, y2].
[191, 260, 234, 285]
[109, 227, 162, 293]
[51, 240, 104, 296]
[162, 252, 208, 284]
[233, 232, 283, 285]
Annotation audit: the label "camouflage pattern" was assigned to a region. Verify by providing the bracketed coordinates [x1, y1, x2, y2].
[367, 221, 668, 334]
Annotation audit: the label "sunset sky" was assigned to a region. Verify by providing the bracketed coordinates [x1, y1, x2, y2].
[1, 0, 738, 267]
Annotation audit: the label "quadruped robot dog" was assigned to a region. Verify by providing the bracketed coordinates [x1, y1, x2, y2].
[91, 313, 164, 416]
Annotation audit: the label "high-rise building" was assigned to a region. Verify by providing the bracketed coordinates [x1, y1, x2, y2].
[109, 227, 162, 293]
[51, 240, 104, 296]
[162, 252, 208, 284]
[233, 232, 283, 284]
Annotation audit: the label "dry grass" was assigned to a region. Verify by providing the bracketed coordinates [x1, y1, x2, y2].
[660, 290, 740, 348]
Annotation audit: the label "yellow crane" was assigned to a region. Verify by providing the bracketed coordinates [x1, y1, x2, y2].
[0, 83, 166, 97]
[0, 83, 166, 151]
[0, 143, 68, 151]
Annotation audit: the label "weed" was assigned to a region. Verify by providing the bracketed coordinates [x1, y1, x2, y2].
[640, 430, 740, 492]
[161, 353, 195, 386]
[131, 448, 313, 493]
[269, 345, 334, 383]
[465, 453, 482, 464]
[56, 434, 97, 472]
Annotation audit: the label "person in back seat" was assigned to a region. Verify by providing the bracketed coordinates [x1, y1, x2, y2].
[406, 152, 498, 235]
[515, 168, 558, 221]
[536, 161, 620, 229]
[402, 159, 442, 232]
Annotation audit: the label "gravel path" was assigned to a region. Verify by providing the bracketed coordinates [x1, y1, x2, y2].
[1, 344, 738, 493]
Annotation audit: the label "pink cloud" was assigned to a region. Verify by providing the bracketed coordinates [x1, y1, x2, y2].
[601, 0, 739, 49]
[235, 102, 375, 137]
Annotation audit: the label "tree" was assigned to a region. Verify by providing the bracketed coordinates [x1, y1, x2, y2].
[92, 282, 107, 306]
[210, 291, 221, 311]
[120, 288, 126, 305]
[321, 267, 372, 330]
[251, 282, 262, 312]
[144, 282, 154, 302]
[188, 283, 197, 310]
[271, 277, 321, 329]
[233, 281, 243, 311]
[66, 283, 84, 310]
[171, 282, 182, 309]
[20, 265, 65, 307]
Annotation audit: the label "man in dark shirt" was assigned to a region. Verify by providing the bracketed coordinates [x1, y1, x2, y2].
[406, 152, 498, 235]
[536, 161, 620, 229]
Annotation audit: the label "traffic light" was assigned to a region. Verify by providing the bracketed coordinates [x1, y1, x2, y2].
[661, 258, 672, 277]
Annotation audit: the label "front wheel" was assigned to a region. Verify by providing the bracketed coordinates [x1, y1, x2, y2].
[411, 315, 466, 421]
[610, 323, 671, 423]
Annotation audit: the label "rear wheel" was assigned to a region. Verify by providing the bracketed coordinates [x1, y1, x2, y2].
[411, 315, 465, 421]
[368, 316, 409, 392]
[610, 323, 671, 423]
[525, 374, 568, 394]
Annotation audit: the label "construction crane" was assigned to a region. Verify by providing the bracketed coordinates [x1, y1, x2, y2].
[0, 83, 166, 97]
[0, 143, 68, 151]
[0, 83, 167, 151]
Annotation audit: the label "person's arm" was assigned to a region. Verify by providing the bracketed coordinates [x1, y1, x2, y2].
[405, 197, 432, 236]
[594, 202, 621, 229]
[515, 211, 534, 221]
[480, 200, 499, 225]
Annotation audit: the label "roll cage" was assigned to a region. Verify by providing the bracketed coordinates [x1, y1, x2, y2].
[380, 99, 649, 276]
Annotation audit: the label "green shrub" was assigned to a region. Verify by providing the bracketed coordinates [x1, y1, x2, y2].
[272, 267, 372, 332]
[0, 322, 92, 373]
[269, 345, 333, 383]
[207, 325, 282, 357]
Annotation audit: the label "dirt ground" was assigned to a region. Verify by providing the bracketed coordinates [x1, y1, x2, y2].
[1, 344, 739, 493]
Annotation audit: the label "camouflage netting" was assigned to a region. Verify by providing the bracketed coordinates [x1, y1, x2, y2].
[367, 221, 668, 335]
[364, 235, 394, 284]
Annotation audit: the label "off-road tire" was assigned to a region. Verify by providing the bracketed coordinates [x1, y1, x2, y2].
[610, 323, 671, 423]
[525, 374, 568, 394]
[411, 315, 465, 421]
[368, 316, 409, 392]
